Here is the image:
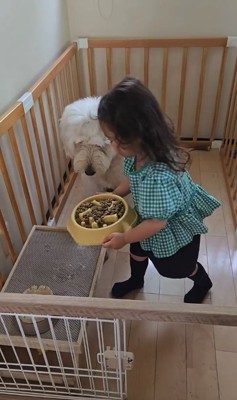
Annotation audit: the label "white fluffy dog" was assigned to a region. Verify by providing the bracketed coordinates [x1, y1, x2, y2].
[60, 97, 124, 197]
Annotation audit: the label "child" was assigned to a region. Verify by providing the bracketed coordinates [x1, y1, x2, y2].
[98, 76, 221, 304]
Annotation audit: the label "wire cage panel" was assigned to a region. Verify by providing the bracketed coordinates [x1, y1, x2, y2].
[0, 314, 129, 400]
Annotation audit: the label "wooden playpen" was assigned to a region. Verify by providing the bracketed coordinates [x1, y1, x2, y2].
[0, 37, 237, 399]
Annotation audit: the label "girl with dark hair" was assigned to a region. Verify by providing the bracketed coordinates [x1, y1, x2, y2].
[98, 76, 220, 303]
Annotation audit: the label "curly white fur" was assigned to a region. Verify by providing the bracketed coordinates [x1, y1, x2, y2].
[60, 97, 124, 197]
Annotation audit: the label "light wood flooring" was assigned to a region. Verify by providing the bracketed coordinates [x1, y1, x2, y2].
[58, 149, 237, 400]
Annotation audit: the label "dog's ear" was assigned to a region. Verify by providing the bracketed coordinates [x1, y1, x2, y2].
[59, 96, 103, 158]
[59, 118, 76, 158]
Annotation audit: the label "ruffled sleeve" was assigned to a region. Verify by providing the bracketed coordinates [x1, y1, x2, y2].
[138, 174, 184, 220]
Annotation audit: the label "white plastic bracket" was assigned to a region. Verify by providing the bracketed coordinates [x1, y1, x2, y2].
[47, 218, 56, 227]
[227, 36, 237, 48]
[74, 38, 88, 50]
[211, 140, 222, 151]
[17, 92, 34, 114]
[97, 347, 134, 370]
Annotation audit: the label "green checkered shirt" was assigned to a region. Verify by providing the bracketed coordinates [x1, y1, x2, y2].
[124, 157, 221, 258]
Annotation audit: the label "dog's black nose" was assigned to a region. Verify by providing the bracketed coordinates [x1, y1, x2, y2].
[85, 165, 96, 176]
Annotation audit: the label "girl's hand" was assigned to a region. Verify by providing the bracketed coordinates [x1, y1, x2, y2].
[103, 232, 126, 250]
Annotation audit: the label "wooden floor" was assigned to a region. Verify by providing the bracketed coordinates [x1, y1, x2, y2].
[58, 149, 237, 400]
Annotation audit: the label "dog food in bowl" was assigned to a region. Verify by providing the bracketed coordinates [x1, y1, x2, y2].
[74, 198, 125, 228]
[67, 193, 137, 245]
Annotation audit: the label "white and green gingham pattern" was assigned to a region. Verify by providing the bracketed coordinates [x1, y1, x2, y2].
[124, 157, 221, 258]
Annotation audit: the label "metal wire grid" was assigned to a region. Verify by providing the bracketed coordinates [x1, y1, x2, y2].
[0, 313, 128, 399]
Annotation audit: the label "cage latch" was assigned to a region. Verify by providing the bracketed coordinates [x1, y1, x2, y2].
[97, 347, 134, 370]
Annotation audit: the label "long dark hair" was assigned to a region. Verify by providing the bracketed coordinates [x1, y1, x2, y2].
[98, 76, 190, 171]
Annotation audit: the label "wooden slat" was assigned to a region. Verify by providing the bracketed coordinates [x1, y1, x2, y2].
[72, 54, 80, 100]
[29, 107, 54, 219]
[233, 185, 237, 204]
[230, 162, 237, 188]
[230, 143, 237, 186]
[228, 113, 237, 177]
[177, 48, 188, 137]
[144, 48, 149, 86]
[62, 155, 70, 184]
[106, 47, 112, 89]
[234, 190, 237, 203]
[70, 59, 77, 102]
[53, 78, 63, 120]
[0, 103, 24, 136]
[65, 62, 73, 104]
[75, 51, 83, 98]
[53, 172, 77, 222]
[0, 395, 51, 400]
[0, 148, 27, 242]
[225, 65, 237, 164]
[226, 93, 237, 168]
[0, 210, 16, 263]
[87, 47, 96, 96]
[88, 38, 227, 49]
[8, 127, 37, 225]
[223, 58, 237, 154]
[193, 48, 208, 140]
[60, 68, 69, 107]
[38, 95, 60, 205]
[63, 66, 71, 104]
[220, 148, 237, 227]
[161, 48, 169, 112]
[228, 144, 237, 178]
[21, 115, 47, 225]
[125, 48, 130, 75]
[179, 139, 211, 149]
[0, 292, 237, 327]
[53, 78, 70, 182]
[46, 87, 65, 194]
[210, 48, 227, 142]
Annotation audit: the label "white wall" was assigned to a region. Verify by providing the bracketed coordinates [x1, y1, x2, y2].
[0, 0, 70, 115]
[67, 0, 237, 39]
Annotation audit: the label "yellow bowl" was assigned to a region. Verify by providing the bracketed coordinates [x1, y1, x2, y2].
[67, 193, 137, 246]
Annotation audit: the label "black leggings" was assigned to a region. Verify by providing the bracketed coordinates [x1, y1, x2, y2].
[130, 235, 200, 279]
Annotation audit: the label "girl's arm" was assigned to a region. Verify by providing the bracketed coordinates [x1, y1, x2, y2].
[113, 177, 131, 197]
[124, 219, 166, 243]
[103, 219, 167, 249]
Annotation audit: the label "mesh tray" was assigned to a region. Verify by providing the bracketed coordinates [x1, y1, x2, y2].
[1, 228, 102, 344]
